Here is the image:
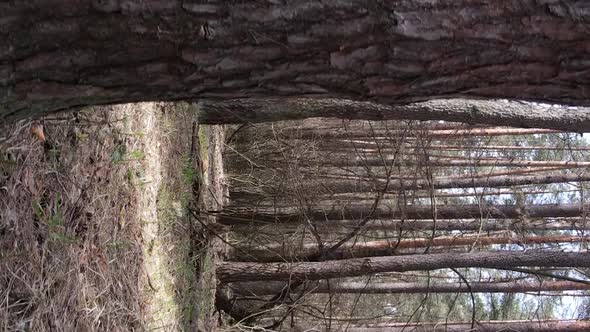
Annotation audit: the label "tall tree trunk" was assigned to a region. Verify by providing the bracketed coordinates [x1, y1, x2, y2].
[5, 1, 590, 120]
[317, 158, 590, 168]
[219, 203, 587, 224]
[269, 127, 561, 140]
[199, 99, 590, 132]
[217, 251, 590, 282]
[314, 141, 590, 152]
[230, 218, 590, 233]
[417, 144, 590, 152]
[342, 320, 590, 332]
[327, 188, 580, 201]
[292, 172, 590, 195]
[231, 280, 590, 295]
[230, 234, 589, 262]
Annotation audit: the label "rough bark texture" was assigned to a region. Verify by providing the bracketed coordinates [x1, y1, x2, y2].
[219, 203, 587, 224]
[217, 251, 590, 282]
[199, 99, 590, 132]
[231, 234, 589, 262]
[5, 1, 590, 120]
[344, 320, 590, 332]
[231, 280, 590, 295]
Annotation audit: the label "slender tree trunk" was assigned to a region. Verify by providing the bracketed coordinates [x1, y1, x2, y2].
[228, 173, 590, 202]
[342, 320, 590, 332]
[230, 234, 589, 262]
[200, 99, 590, 132]
[270, 127, 561, 140]
[5, 1, 590, 120]
[314, 141, 590, 152]
[417, 145, 590, 152]
[303, 166, 569, 184]
[298, 172, 590, 195]
[441, 167, 568, 180]
[230, 219, 590, 234]
[217, 251, 590, 282]
[318, 158, 590, 168]
[231, 280, 590, 295]
[342, 188, 579, 200]
[219, 203, 587, 224]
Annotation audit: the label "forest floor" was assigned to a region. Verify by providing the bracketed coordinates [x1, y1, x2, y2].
[0, 103, 226, 331]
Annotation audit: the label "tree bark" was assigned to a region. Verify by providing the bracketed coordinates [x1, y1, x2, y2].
[231, 280, 590, 296]
[318, 158, 590, 168]
[343, 320, 590, 332]
[5, 1, 590, 120]
[219, 203, 588, 224]
[217, 251, 590, 282]
[231, 234, 590, 262]
[296, 172, 590, 195]
[199, 98, 590, 132]
[230, 219, 590, 233]
[314, 141, 590, 152]
[417, 144, 590, 152]
[271, 127, 561, 140]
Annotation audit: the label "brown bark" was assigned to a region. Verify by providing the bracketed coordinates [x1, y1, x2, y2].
[219, 203, 588, 224]
[319, 158, 590, 168]
[274, 127, 561, 140]
[315, 141, 590, 152]
[199, 98, 590, 132]
[420, 144, 590, 152]
[231, 280, 590, 296]
[216, 251, 590, 282]
[304, 172, 590, 195]
[5, 1, 590, 120]
[344, 320, 590, 332]
[231, 234, 589, 262]
[306, 167, 567, 184]
[230, 219, 590, 233]
[329, 188, 579, 200]
[441, 167, 567, 180]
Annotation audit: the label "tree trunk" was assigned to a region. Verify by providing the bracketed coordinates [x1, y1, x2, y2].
[417, 145, 590, 152]
[199, 98, 590, 132]
[5, 1, 590, 120]
[230, 218, 590, 233]
[231, 234, 589, 262]
[343, 320, 590, 332]
[231, 280, 590, 295]
[218, 203, 587, 224]
[305, 167, 570, 185]
[318, 158, 590, 168]
[217, 251, 590, 282]
[271, 127, 561, 140]
[314, 141, 590, 152]
[295, 172, 590, 195]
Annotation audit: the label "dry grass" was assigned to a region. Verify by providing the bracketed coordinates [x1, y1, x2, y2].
[0, 107, 144, 331]
[0, 103, 225, 331]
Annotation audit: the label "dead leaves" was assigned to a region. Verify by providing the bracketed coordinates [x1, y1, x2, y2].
[30, 121, 46, 142]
